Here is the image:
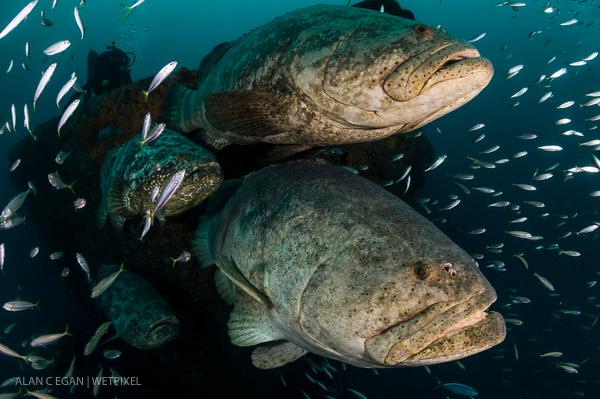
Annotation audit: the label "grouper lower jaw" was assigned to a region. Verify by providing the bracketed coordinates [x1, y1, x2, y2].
[399, 311, 506, 366]
[364, 289, 505, 367]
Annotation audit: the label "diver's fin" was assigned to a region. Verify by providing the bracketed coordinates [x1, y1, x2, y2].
[268, 144, 313, 161]
[214, 255, 271, 308]
[204, 91, 297, 137]
[191, 215, 215, 268]
[214, 270, 236, 306]
[205, 178, 243, 217]
[107, 175, 137, 218]
[163, 83, 190, 131]
[251, 341, 308, 369]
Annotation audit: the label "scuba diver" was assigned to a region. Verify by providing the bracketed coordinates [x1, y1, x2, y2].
[351, 0, 415, 20]
[73, 42, 135, 101]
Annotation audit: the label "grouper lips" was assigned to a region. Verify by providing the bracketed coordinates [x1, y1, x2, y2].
[166, 161, 223, 213]
[383, 43, 491, 102]
[364, 288, 506, 366]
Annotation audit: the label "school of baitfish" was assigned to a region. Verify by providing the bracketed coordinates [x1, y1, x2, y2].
[1, 0, 600, 398]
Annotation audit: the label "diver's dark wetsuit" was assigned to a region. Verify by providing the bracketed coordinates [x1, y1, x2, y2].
[352, 0, 416, 20]
[74, 43, 134, 101]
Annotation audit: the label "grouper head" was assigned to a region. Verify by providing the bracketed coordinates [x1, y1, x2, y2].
[298, 189, 505, 368]
[102, 128, 224, 232]
[287, 7, 493, 133]
[361, 255, 505, 367]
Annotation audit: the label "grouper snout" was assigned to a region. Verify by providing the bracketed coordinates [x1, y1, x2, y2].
[364, 285, 506, 367]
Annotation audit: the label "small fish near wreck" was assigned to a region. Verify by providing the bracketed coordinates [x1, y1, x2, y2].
[193, 160, 505, 369]
[97, 128, 223, 232]
[97, 263, 180, 349]
[164, 4, 493, 160]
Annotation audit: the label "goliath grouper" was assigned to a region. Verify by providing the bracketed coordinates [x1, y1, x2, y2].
[164, 5, 493, 159]
[98, 128, 223, 232]
[192, 160, 505, 369]
[98, 263, 180, 349]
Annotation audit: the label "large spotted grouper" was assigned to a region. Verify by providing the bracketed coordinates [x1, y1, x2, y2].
[98, 263, 180, 349]
[192, 160, 505, 369]
[98, 128, 223, 232]
[164, 4, 493, 159]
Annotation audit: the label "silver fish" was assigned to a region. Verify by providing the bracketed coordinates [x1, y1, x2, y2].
[73, 6, 85, 39]
[56, 74, 77, 111]
[170, 251, 191, 267]
[91, 263, 125, 298]
[3, 300, 39, 311]
[10, 104, 16, 133]
[57, 99, 80, 138]
[148, 169, 185, 224]
[141, 112, 151, 141]
[30, 325, 72, 347]
[0, 0, 39, 40]
[55, 149, 72, 164]
[424, 155, 447, 173]
[9, 159, 20, 172]
[143, 61, 177, 101]
[1, 190, 30, 223]
[43, 40, 71, 56]
[23, 104, 31, 135]
[75, 252, 91, 281]
[33, 62, 57, 111]
[137, 123, 165, 149]
[73, 198, 86, 209]
[48, 172, 75, 194]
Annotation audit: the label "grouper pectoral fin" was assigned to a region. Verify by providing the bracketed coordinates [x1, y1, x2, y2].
[214, 270, 236, 306]
[214, 255, 271, 308]
[251, 341, 308, 369]
[205, 178, 244, 218]
[107, 175, 138, 218]
[192, 215, 216, 268]
[214, 255, 285, 347]
[204, 91, 298, 138]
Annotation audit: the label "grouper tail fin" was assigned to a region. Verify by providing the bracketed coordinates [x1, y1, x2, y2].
[163, 83, 190, 132]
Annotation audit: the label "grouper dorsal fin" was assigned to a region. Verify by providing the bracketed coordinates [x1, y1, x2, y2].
[251, 341, 308, 369]
[204, 91, 297, 138]
[205, 178, 244, 217]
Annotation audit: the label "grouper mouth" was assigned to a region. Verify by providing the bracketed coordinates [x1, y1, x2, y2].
[383, 43, 492, 102]
[167, 161, 223, 212]
[364, 290, 506, 366]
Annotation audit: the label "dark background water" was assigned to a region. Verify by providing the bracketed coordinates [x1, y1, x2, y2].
[1, 1, 600, 398]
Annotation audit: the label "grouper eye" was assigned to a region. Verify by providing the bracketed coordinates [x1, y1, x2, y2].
[414, 24, 431, 35]
[412, 261, 429, 280]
